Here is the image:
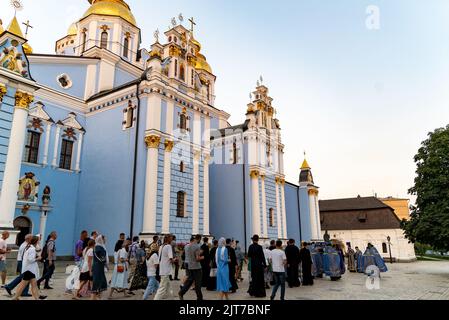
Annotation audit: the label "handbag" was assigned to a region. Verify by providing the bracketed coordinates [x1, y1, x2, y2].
[117, 265, 125, 273]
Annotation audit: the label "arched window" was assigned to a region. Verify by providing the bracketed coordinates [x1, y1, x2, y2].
[232, 142, 238, 164]
[174, 59, 178, 77]
[124, 101, 134, 129]
[269, 208, 275, 227]
[100, 31, 108, 49]
[179, 64, 185, 81]
[180, 161, 185, 173]
[123, 36, 129, 58]
[177, 191, 186, 217]
[180, 113, 187, 131]
[382, 243, 388, 254]
[81, 30, 87, 52]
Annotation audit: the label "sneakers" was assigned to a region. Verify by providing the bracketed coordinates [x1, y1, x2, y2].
[39, 295, 47, 300]
[43, 286, 54, 290]
[5, 286, 12, 296]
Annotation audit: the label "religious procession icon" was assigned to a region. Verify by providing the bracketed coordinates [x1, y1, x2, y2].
[17, 172, 40, 203]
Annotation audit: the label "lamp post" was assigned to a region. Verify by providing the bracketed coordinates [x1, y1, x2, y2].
[387, 236, 393, 264]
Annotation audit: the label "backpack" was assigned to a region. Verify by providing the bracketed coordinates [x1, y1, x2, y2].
[41, 242, 48, 261]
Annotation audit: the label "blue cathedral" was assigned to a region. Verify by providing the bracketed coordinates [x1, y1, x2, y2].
[0, 0, 322, 256]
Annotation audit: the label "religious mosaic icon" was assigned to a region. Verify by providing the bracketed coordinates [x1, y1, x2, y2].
[17, 172, 40, 203]
[0, 44, 29, 77]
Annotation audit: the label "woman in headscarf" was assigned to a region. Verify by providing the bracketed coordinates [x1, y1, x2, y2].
[91, 235, 108, 300]
[129, 240, 148, 291]
[216, 238, 231, 300]
[109, 239, 130, 298]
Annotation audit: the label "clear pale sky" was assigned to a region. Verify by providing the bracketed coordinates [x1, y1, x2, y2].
[1, 0, 448, 201]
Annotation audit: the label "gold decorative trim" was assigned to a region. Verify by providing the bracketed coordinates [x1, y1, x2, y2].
[0, 85, 7, 103]
[164, 140, 174, 152]
[275, 177, 281, 185]
[145, 135, 161, 149]
[280, 178, 286, 186]
[14, 91, 34, 110]
[249, 170, 259, 179]
[260, 174, 266, 181]
[308, 189, 319, 196]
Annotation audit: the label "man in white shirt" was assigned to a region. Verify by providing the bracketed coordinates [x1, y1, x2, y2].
[0, 231, 11, 286]
[4, 234, 33, 296]
[270, 240, 287, 300]
[154, 234, 174, 300]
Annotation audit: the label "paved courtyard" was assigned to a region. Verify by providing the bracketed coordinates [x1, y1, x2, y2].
[1, 260, 449, 300]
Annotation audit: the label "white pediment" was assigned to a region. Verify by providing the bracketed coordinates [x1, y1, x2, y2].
[28, 102, 53, 122]
[58, 112, 84, 131]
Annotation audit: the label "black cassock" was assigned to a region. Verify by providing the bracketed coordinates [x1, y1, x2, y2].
[227, 245, 239, 291]
[207, 246, 217, 291]
[247, 243, 267, 297]
[200, 243, 211, 288]
[299, 247, 314, 286]
[285, 244, 301, 287]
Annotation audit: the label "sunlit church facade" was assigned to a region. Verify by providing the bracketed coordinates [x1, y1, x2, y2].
[0, 0, 321, 255]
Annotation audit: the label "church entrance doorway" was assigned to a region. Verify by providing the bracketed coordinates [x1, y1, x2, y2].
[13, 216, 32, 246]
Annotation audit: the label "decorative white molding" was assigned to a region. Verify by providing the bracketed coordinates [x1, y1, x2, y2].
[75, 132, 84, 172]
[51, 126, 61, 167]
[42, 122, 51, 166]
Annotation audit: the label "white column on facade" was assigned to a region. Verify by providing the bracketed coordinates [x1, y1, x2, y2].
[275, 178, 282, 238]
[308, 191, 318, 240]
[280, 179, 287, 239]
[75, 131, 84, 172]
[165, 100, 174, 135]
[161, 140, 173, 234]
[203, 154, 210, 235]
[42, 122, 51, 166]
[146, 94, 161, 130]
[314, 193, 322, 239]
[51, 126, 61, 167]
[112, 23, 121, 54]
[260, 174, 268, 238]
[193, 112, 201, 147]
[0, 91, 33, 229]
[39, 211, 48, 239]
[87, 20, 98, 51]
[192, 150, 200, 235]
[142, 135, 160, 234]
[250, 170, 261, 236]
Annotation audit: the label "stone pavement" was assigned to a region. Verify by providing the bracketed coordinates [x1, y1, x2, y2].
[1, 260, 449, 300]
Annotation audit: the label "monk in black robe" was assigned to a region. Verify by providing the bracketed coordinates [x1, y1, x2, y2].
[299, 242, 314, 286]
[247, 235, 266, 298]
[285, 239, 301, 288]
[200, 237, 211, 288]
[206, 240, 219, 291]
[226, 239, 238, 292]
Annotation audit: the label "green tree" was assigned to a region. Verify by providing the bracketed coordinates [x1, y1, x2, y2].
[401, 125, 449, 251]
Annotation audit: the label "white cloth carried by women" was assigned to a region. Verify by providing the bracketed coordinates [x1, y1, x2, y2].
[65, 265, 81, 291]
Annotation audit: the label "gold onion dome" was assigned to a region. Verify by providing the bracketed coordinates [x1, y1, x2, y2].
[83, 0, 137, 27]
[301, 158, 311, 170]
[67, 23, 78, 36]
[195, 53, 212, 74]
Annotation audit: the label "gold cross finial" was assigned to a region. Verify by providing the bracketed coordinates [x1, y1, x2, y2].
[189, 17, 196, 32]
[22, 20, 33, 38]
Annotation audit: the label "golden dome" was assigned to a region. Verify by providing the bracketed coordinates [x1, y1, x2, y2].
[82, 0, 137, 27]
[67, 23, 78, 36]
[190, 34, 201, 51]
[301, 159, 311, 170]
[23, 43, 33, 54]
[195, 53, 212, 74]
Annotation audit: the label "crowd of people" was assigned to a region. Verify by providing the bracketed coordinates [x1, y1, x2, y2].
[0, 228, 389, 301]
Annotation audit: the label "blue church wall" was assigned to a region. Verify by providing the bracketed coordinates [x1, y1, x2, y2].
[30, 64, 89, 99]
[298, 186, 312, 241]
[76, 102, 138, 254]
[285, 182, 301, 242]
[169, 147, 194, 242]
[15, 163, 81, 256]
[0, 86, 15, 188]
[265, 175, 278, 240]
[209, 164, 246, 244]
[114, 67, 136, 88]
